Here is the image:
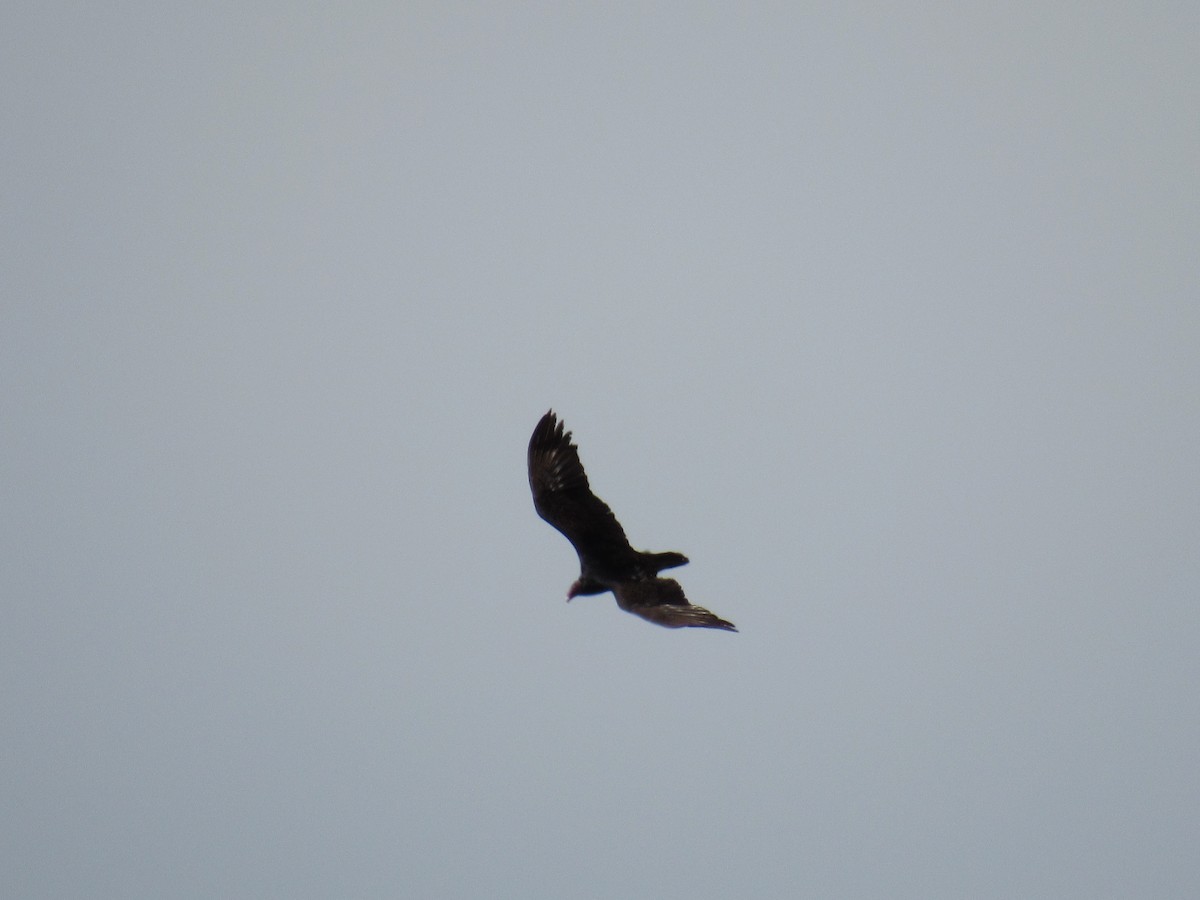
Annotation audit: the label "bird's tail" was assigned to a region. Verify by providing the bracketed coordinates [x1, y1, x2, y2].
[642, 550, 689, 573]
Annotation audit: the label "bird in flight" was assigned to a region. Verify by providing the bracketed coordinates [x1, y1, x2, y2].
[527, 410, 737, 632]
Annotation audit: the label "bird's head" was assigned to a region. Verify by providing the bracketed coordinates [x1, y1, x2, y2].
[567, 577, 606, 601]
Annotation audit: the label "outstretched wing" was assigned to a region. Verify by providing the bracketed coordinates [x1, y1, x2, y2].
[528, 410, 634, 570]
[613, 578, 738, 632]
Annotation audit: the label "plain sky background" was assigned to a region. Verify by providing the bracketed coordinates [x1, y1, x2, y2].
[4, 3, 1198, 898]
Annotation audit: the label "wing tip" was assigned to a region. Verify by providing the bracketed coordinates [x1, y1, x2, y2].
[531, 409, 570, 447]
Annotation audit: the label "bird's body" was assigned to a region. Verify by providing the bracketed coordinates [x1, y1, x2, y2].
[527, 410, 736, 632]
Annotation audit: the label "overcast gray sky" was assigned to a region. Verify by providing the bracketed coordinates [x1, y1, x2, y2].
[4, 3, 1198, 898]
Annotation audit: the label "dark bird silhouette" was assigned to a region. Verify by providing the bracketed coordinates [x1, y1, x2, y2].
[527, 410, 737, 632]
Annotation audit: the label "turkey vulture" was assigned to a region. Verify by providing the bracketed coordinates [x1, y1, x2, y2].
[527, 410, 737, 632]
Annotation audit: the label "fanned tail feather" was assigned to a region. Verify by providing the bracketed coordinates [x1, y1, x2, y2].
[643, 550, 689, 573]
